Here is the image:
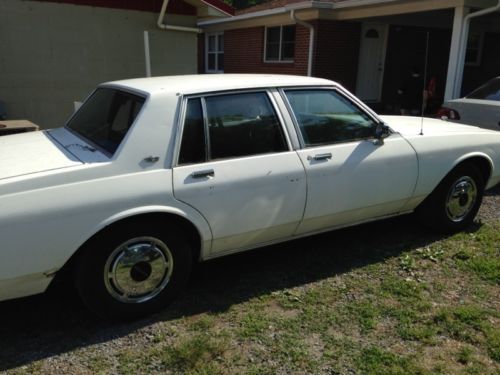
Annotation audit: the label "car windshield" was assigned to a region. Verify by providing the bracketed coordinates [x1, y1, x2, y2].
[466, 77, 500, 101]
[66, 88, 145, 154]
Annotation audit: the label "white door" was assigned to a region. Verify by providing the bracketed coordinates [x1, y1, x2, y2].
[173, 92, 306, 255]
[356, 24, 388, 102]
[282, 88, 418, 235]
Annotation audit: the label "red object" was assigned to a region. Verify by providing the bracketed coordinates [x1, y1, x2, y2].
[427, 76, 436, 98]
[437, 107, 461, 120]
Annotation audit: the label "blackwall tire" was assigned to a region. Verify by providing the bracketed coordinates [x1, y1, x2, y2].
[74, 222, 192, 320]
[416, 163, 485, 233]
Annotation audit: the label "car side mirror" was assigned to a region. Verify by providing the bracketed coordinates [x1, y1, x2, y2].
[374, 123, 391, 145]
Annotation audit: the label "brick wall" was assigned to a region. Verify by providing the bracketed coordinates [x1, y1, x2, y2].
[222, 25, 309, 75]
[313, 20, 361, 92]
[200, 20, 361, 92]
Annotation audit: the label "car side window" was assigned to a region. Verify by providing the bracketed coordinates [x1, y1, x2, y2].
[178, 98, 206, 165]
[284, 89, 378, 147]
[205, 92, 288, 160]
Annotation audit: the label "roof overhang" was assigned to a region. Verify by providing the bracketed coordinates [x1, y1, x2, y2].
[186, 0, 235, 18]
[198, 0, 496, 29]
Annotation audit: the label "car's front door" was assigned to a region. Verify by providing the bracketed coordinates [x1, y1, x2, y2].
[282, 88, 418, 235]
[172, 91, 306, 255]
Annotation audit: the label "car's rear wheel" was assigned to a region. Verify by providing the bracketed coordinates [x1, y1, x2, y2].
[74, 222, 191, 320]
[416, 163, 485, 233]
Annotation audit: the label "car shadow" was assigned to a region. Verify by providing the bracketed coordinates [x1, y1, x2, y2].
[485, 183, 500, 196]
[0, 215, 482, 370]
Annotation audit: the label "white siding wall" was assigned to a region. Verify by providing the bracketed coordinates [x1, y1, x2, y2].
[0, 0, 198, 128]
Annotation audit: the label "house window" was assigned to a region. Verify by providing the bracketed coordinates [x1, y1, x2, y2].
[465, 31, 484, 66]
[264, 25, 295, 62]
[206, 32, 224, 73]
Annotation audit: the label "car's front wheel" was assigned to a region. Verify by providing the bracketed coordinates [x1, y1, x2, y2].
[74, 221, 192, 320]
[417, 163, 485, 233]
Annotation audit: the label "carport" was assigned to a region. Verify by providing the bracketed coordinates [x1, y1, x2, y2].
[327, 0, 500, 113]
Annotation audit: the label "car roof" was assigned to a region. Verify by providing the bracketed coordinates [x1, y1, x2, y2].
[103, 74, 337, 96]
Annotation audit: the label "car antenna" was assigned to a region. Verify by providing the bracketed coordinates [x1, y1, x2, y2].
[420, 31, 430, 136]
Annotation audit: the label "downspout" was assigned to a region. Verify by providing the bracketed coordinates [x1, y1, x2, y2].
[144, 31, 152, 77]
[290, 9, 314, 77]
[454, 0, 500, 98]
[157, 0, 202, 33]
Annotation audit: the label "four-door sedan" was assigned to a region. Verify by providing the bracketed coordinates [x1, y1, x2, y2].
[1, 74, 500, 319]
[438, 76, 500, 131]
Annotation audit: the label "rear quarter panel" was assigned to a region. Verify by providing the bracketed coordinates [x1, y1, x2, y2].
[0, 90, 212, 301]
[0, 169, 211, 297]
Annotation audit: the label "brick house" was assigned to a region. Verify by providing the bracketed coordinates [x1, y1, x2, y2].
[198, 0, 500, 113]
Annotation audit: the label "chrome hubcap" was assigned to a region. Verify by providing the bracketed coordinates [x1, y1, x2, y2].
[104, 237, 173, 303]
[445, 176, 477, 222]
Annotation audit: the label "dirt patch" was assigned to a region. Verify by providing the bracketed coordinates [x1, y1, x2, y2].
[479, 184, 500, 221]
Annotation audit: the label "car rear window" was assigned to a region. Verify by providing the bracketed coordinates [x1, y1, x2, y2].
[466, 78, 500, 101]
[66, 88, 145, 154]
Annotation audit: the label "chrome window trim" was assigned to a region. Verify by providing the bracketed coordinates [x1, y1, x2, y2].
[173, 89, 293, 167]
[269, 88, 301, 150]
[200, 97, 211, 161]
[171, 95, 187, 167]
[278, 86, 386, 149]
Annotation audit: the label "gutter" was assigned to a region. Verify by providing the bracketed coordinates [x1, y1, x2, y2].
[454, 0, 500, 98]
[290, 9, 314, 77]
[199, 1, 326, 26]
[157, 0, 202, 33]
[198, 0, 399, 26]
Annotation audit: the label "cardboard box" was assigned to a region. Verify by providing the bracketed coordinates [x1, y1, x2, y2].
[0, 120, 39, 136]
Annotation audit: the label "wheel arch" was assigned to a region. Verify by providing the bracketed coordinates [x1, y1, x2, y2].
[451, 152, 493, 185]
[415, 153, 488, 233]
[49, 207, 210, 290]
[416, 153, 491, 211]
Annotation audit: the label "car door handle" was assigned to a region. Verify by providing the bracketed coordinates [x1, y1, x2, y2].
[308, 153, 332, 161]
[192, 169, 215, 179]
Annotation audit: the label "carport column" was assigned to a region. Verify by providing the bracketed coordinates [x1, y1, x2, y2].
[444, 6, 470, 100]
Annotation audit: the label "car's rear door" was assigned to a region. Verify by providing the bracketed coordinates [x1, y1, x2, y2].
[281, 88, 418, 235]
[172, 91, 306, 255]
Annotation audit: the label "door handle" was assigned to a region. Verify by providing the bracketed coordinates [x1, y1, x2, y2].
[192, 169, 215, 179]
[308, 153, 332, 161]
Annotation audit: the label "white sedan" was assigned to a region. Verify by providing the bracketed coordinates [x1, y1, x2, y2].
[1, 74, 499, 319]
[438, 76, 500, 131]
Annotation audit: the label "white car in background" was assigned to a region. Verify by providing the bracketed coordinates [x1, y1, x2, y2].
[1, 74, 500, 320]
[438, 76, 500, 131]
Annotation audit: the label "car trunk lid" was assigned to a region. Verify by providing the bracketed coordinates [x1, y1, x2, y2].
[0, 130, 83, 181]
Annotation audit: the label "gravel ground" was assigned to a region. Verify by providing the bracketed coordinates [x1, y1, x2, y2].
[0, 184, 498, 374]
[479, 183, 500, 221]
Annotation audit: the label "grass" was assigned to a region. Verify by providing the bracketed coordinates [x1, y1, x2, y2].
[3, 220, 499, 374]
